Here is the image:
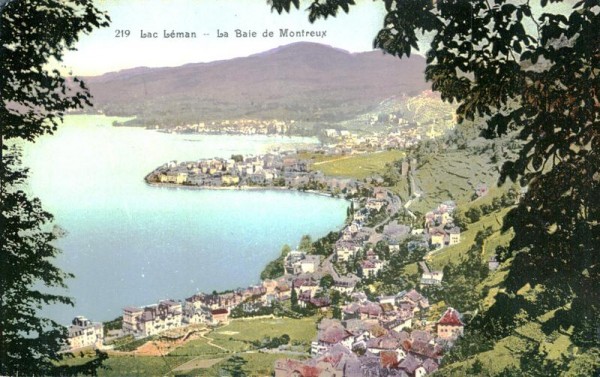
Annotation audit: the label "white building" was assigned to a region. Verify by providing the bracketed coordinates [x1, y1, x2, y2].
[122, 300, 183, 337]
[67, 316, 103, 350]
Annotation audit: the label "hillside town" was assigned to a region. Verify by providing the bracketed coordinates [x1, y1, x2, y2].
[65, 158, 470, 376]
[159, 118, 294, 136]
[154, 91, 458, 152]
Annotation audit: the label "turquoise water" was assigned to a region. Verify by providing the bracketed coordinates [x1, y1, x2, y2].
[22, 115, 348, 324]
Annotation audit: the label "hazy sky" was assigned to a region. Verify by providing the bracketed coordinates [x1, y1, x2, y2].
[61, 0, 387, 76]
[61, 0, 575, 77]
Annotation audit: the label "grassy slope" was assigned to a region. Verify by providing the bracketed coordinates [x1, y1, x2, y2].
[299, 150, 405, 180]
[438, 310, 576, 375]
[186, 353, 310, 377]
[426, 206, 513, 270]
[409, 149, 500, 214]
[98, 356, 195, 377]
[90, 316, 319, 377]
[209, 316, 318, 352]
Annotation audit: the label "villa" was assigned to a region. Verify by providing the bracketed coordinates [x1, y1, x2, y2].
[67, 316, 103, 351]
[122, 300, 183, 337]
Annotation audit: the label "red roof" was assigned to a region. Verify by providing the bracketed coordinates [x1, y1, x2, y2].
[437, 307, 464, 326]
[298, 365, 321, 377]
[277, 359, 320, 377]
[380, 351, 399, 368]
[211, 308, 228, 315]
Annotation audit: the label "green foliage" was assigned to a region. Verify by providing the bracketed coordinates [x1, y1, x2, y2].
[230, 302, 276, 319]
[492, 343, 571, 377]
[230, 154, 244, 163]
[382, 160, 402, 186]
[219, 355, 248, 377]
[298, 234, 313, 253]
[0, 1, 109, 374]
[332, 306, 342, 320]
[465, 207, 482, 223]
[453, 209, 469, 230]
[433, 229, 491, 311]
[290, 285, 298, 310]
[319, 274, 334, 289]
[251, 334, 290, 349]
[273, 3, 600, 366]
[1, 148, 73, 374]
[330, 290, 341, 306]
[375, 236, 426, 295]
[312, 231, 339, 256]
[260, 244, 290, 280]
[113, 336, 156, 352]
[441, 326, 495, 367]
[280, 244, 292, 256]
[374, 240, 390, 260]
[103, 316, 123, 336]
[0, 0, 110, 142]
[53, 350, 109, 377]
[365, 206, 388, 227]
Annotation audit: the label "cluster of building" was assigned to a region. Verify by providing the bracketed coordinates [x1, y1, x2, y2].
[423, 201, 461, 250]
[321, 124, 435, 153]
[148, 152, 368, 193]
[284, 251, 321, 275]
[320, 92, 457, 153]
[120, 285, 272, 338]
[159, 118, 293, 135]
[275, 289, 464, 377]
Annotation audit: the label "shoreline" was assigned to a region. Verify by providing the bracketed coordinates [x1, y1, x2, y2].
[144, 179, 343, 199]
[70, 168, 355, 327]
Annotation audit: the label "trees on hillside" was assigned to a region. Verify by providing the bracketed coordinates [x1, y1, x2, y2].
[0, 0, 109, 374]
[271, 0, 599, 372]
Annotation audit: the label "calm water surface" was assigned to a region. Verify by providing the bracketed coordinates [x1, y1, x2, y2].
[22, 115, 348, 324]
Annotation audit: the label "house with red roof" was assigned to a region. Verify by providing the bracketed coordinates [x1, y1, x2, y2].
[210, 308, 229, 324]
[436, 307, 464, 340]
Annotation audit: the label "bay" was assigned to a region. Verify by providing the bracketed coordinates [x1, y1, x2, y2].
[21, 115, 349, 324]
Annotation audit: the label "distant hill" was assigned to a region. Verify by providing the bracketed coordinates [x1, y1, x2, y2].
[83, 42, 428, 128]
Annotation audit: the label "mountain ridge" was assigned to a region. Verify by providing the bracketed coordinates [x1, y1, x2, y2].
[84, 42, 429, 127]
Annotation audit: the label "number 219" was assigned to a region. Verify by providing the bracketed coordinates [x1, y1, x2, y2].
[115, 29, 131, 38]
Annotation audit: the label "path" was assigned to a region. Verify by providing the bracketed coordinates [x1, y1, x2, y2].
[167, 327, 232, 375]
[199, 328, 229, 352]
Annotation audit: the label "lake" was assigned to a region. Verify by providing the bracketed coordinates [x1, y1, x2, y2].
[21, 115, 349, 324]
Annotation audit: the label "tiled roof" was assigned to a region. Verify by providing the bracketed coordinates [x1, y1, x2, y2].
[403, 289, 424, 303]
[410, 340, 442, 359]
[398, 353, 420, 374]
[366, 336, 399, 350]
[411, 330, 433, 343]
[380, 350, 399, 368]
[423, 358, 439, 373]
[319, 326, 352, 344]
[359, 303, 382, 317]
[437, 307, 464, 327]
